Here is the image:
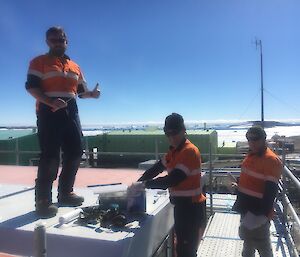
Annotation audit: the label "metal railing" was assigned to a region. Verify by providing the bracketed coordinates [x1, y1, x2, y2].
[278, 164, 300, 256]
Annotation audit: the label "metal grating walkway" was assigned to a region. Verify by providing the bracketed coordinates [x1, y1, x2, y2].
[197, 212, 292, 257]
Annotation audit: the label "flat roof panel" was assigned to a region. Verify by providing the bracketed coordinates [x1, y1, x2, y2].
[0, 185, 173, 257]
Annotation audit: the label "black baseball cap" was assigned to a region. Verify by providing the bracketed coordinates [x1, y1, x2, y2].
[163, 113, 185, 136]
[246, 126, 267, 141]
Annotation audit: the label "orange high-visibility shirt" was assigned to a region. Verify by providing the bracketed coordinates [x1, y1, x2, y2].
[163, 139, 206, 203]
[239, 148, 282, 199]
[27, 54, 87, 99]
[238, 147, 282, 218]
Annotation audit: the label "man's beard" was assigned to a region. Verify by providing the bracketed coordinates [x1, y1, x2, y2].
[50, 47, 66, 57]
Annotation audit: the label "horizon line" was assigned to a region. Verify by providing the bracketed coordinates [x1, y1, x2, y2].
[1, 119, 300, 128]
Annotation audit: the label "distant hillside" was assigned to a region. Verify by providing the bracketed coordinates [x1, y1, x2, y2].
[251, 120, 300, 128]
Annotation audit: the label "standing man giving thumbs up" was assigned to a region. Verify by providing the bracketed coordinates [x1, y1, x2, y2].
[25, 26, 100, 217]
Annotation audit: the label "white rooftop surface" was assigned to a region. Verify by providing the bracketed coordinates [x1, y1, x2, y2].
[0, 184, 34, 199]
[0, 184, 174, 257]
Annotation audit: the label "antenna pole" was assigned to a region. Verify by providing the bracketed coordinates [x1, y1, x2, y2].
[256, 39, 264, 128]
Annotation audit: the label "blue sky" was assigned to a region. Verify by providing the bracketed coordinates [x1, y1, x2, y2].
[0, 0, 299, 126]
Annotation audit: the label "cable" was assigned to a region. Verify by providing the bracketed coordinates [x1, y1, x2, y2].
[264, 89, 300, 115]
[237, 89, 260, 120]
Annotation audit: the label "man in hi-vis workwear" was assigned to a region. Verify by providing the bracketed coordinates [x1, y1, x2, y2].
[233, 126, 282, 257]
[137, 113, 206, 257]
[26, 26, 100, 217]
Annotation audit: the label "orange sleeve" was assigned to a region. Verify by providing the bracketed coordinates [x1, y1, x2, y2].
[28, 56, 44, 78]
[264, 156, 282, 183]
[175, 148, 201, 174]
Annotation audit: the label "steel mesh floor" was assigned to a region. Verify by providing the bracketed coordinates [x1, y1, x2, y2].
[197, 212, 292, 257]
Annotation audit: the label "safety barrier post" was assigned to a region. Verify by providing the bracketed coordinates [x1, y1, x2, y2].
[34, 223, 47, 257]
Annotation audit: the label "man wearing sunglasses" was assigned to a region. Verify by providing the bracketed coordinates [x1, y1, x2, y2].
[137, 113, 206, 257]
[232, 126, 282, 257]
[25, 26, 100, 217]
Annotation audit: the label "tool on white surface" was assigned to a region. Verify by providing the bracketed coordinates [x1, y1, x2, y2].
[59, 209, 82, 224]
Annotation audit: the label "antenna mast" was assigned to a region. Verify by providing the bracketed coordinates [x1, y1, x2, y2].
[255, 39, 264, 128]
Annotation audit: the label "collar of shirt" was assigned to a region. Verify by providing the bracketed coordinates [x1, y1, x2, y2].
[47, 52, 71, 60]
[169, 138, 187, 152]
[248, 146, 267, 157]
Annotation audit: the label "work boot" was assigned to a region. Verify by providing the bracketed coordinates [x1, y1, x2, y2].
[58, 192, 84, 207]
[35, 199, 58, 218]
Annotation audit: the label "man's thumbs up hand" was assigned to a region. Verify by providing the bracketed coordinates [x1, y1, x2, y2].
[91, 83, 101, 98]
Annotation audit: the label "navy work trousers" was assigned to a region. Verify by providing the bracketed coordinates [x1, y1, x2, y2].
[174, 200, 205, 257]
[35, 100, 83, 202]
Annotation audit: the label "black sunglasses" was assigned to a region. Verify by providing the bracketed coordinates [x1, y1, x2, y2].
[164, 129, 181, 137]
[48, 38, 66, 44]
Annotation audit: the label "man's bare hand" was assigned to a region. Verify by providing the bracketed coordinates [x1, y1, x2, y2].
[91, 83, 100, 98]
[231, 182, 238, 192]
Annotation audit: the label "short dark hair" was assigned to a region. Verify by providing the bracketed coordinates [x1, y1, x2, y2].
[164, 113, 185, 135]
[246, 126, 267, 140]
[46, 26, 67, 39]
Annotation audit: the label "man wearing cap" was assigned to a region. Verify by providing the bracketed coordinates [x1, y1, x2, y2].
[137, 113, 206, 257]
[232, 126, 282, 257]
[25, 26, 100, 217]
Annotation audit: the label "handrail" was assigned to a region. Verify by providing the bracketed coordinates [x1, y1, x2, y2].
[284, 194, 300, 230]
[283, 165, 300, 191]
[278, 179, 300, 229]
[277, 179, 300, 257]
[277, 164, 300, 256]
